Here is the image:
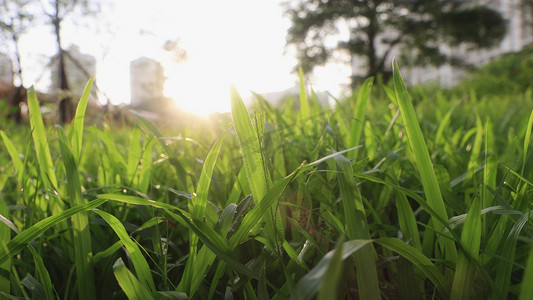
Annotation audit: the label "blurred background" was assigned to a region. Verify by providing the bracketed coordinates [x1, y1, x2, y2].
[0, 0, 531, 122]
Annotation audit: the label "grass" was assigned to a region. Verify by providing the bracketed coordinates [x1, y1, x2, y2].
[1, 60, 533, 299]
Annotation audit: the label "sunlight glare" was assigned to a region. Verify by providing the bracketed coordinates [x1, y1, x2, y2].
[164, 60, 232, 117]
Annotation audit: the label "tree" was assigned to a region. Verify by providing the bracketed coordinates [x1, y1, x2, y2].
[0, 0, 34, 122]
[39, 0, 100, 123]
[284, 0, 507, 87]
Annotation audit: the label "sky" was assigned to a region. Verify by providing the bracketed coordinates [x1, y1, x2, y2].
[15, 0, 352, 116]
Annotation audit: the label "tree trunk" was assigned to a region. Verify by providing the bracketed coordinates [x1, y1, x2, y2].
[8, 32, 25, 123]
[53, 1, 72, 123]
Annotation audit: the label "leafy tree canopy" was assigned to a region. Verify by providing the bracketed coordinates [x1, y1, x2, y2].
[284, 0, 507, 86]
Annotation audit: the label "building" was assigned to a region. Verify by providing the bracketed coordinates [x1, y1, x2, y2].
[129, 57, 166, 109]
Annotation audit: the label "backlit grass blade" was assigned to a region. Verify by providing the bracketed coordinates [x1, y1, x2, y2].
[127, 126, 141, 185]
[1, 130, 25, 183]
[230, 86, 268, 203]
[298, 67, 310, 122]
[93, 209, 155, 292]
[335, 154, 380, 300]
[522, 109, 533, 175]
[192, 131, 227, 220]
[27, 86, 60, 210]
[231, 86, 283, 246]
[56, 125, 96, 300]
[0, 198, 106, 264]
[392, 60, 457, 261]
[70, 77, 94, 163]
[291, 239, 372, 300]
[112, 257, 155, 300]
[349, 77, 374, 151]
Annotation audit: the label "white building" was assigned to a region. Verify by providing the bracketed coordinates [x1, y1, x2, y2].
[129, 57, 166, 108]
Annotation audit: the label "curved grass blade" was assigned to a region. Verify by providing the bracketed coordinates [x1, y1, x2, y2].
[1, 130, 25, 183]
[27, 86, 60, 211]
[93, 209, 156, 292]
[70, 77, 94, 163]
[519, 240, 533, 300]
[113, 257, 155, 300]
[56, 125, 96, 300]
[28, 246, 54, 300]
[335, 154, 380, 300]
[317, 236, 345, 300]
[375, 238, 449, 297]
[349, 77, 374, 153]
[522, 110, 533, 175]
[451, 194, 481, 299]
[0, 196, 10, 294]
[230, 86, 268, 203]
[392, 60, 457, 261]
[298, 67, 310, 122]
[0, 198, 107, 264]
[290, 240, 372, 300]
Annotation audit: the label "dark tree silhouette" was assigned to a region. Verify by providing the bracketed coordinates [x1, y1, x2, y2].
[284, 0, 507, 87]
[40, 0, 100, 123]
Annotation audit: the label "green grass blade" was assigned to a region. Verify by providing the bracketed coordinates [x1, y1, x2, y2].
[93, 209, 156, 292]
[335, 154, 380, 300]
[298, 67, 310, 122]
[0, 198, 106, 264]
[112, 257, 155, 300]
[138, 138, 153, 194]
[56, 125, 96, 300]
[28, 246, 54, 300]
[228, 168, 300, 248]
[27, 86, 60, 210]
[349, 77, 374, 151]
[70, 77, 94, 163]
[193, 131, 227, 220]
[451, 194, 481, 299]
[0, 196, 10, 295]
[291, 239, 372, 300]
[523, 109, 533, 175]
[1, 130, 25, 183]
[230, 86, 268, 203]
[392, 60, 457, 261]
[375, 238, 449, 297]
[21, 274, 46, 300]
[317, 236, 345, 300]
[127, 126, 141, 185]
[519, 240, 533, 300]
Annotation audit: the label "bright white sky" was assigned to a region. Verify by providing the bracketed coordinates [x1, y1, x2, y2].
[17, 0, 352, 116]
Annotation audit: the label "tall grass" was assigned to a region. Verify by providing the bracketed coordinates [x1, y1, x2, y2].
[0, 62, 533, 299]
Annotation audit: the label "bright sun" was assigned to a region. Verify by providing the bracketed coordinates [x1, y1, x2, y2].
[164, 60, 233, 118]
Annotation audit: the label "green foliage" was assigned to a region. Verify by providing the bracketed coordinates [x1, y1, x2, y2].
[2, 65, 533, 299]
[453, 44, 533, 97]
